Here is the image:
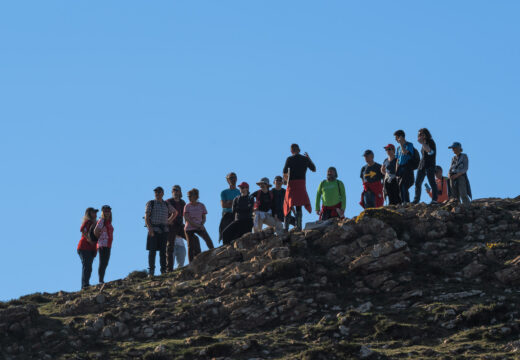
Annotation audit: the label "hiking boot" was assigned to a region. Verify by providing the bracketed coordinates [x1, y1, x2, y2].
[412, 199, 420, 204]
[430, 200, 438, 205]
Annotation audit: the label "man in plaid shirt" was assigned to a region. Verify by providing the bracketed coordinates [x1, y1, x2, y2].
[145, 186, 177, 276]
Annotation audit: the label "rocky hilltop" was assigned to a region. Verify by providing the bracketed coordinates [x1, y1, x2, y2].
[3, 197, 520, 359]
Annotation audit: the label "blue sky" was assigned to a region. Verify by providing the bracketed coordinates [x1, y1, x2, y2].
[1, 1, 519, 301]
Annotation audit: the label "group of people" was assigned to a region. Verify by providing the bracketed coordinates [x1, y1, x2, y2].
[77, 129, 471, 288]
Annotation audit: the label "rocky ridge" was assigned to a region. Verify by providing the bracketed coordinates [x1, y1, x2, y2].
[2, 197, 520, 359]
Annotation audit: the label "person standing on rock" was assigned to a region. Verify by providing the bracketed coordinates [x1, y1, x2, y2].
[253, 177, 284, 234]
[413, 128, 438, 204]
[360, 150, 384, 208]
[315, 167, 346, 220]
[165, 185, 187, 271]
[145, 187, 177, 276]
[219, 172, 240, 243]
[394, 130, 416, 204]
[184, 188, 215, 262]
[77, 207, 98, 289]
[94, 205, 114, 284]
[448, 142, 472, 206]
[381, 144, 401, 205]
[272, 175, 294, 230]
[426, 166, 451, 203]
[222, 182, 254, 244]
[283, 144, 316, 230]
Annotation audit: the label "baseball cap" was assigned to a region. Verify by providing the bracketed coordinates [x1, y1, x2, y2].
[153, 186, 164, 193]
[86, 207, 99, 213]
[238, 182, 249, 188]
[384, 144, 395, 151]
[101, 205, 111, 211]
[448, 142, 462, 149]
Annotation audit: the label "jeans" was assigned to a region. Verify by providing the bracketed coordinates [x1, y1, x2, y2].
[98, 247, 111, 283]
[451, 175, 471, 206]
[414, 167, 438, 202]
[363, 190, 376, 208]
[397, 167, 414, 204]
[166, 224, 186, 271]
[77, 249, 96, 289]
[185, 229, 214, 263]
[173, 245, 186, 268]
[147, 232, 168, 275]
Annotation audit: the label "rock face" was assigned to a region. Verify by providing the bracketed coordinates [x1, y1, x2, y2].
[2, 197, 520, 359]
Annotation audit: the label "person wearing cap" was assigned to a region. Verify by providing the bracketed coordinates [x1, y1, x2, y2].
[94, 205, 114, 284]
[145, 187, 178, 276]
[222, 182, 254, 244]
[315, 167, 346, 220]
[219, 172, 240, 243]
[253, 177, 284, 234]
[360, 150, 384, 208]
[283, 144, 316, 230]
[413, 128, 438, 204]
[394, 130, 416, 204]
[184, 188, 214, 262]
[448, 142, 472, 206]
[426, 166, 451, 203]
[77, 207, 98, 289]
[165, 185, 187, 271]
[381, 144, 401, 205]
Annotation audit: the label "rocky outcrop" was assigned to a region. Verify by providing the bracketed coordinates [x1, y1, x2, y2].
[2, 197, 520, 359]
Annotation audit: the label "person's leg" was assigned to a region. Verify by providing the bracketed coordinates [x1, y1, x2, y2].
[426, 167, 438, 202]
[165, 231, 175, 272]
[295, 206, 303, 230]
[175, 244, 186, 267]
[159, 232, 167, 274]
[186, 230, 201, 262]
[413, 168, 426, 203]
[263, 213, 283, 234]
[78, 250, 92, 289]
[253, 212, 263, 233]
[391, 182, 401, 205]
[148, 250, 156, 276]
[223, 221, 239, 245]
[457, 176, 471, 206]
[98, 247, 111, 283]
[450, 178, 460, 202]
[196, 229, 214, 250]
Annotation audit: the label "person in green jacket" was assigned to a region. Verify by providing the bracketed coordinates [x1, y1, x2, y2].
[315, 167, 346, 220]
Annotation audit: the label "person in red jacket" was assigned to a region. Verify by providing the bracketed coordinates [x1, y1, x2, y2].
[94, 205, 114, 284]
[77, 207, 98, 289]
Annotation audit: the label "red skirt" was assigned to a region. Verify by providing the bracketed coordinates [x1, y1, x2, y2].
[284, 179, 312, 216]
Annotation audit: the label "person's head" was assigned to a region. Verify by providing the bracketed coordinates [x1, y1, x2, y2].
[435, 165, 443, 179]
[384, 144, 395, 158]
[448, 141, 463, 155]
[394, 129, 406, 143]
[238, 182, 249, 195]
[172, 185, 182, 199]
[363, 150, 374, 164]
[256, 177, 271, 193]
[290, 143, 300, 155]
[327, 167, 338, 181]
[274, 175, 283, 189]
[418, 128, 432, 142]
[154, 186, 164, 201]
[226, 172, 237, 187]
[187, 188, 199, 203]
[83, 207, 98, 223]
[101, 205, 112, 222]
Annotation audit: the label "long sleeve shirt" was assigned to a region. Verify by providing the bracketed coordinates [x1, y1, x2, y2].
[315, 179, 346, 210]
[449, 153, 469, 175]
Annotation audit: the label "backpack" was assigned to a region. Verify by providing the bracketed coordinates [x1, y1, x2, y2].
[409, 145, 420, 170]
[87, 222, 99, 243]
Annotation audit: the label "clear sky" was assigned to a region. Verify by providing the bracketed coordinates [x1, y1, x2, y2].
[1, 1, 519, 301]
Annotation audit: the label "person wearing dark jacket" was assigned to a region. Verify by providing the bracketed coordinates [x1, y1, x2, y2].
[283, 144, 316, 230]
[222, 182, 254, 244]
[253, 177, 283, 235]
[381, 144, 401, 205]
[360, 150, 384, 208]
[165, 185, 186, 271]
[413, 128, 438, 204]
[394, 130, 415, 204]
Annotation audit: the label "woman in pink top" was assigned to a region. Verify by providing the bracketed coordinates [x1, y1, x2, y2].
[184, 188, 214, 262]
[94, 205, 114, 284]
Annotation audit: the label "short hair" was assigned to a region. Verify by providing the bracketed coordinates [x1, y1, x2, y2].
[394, 130, 405, 138]
[187, 188, 199, 198]
[418, 128, 432, 140]
[435, 165, 443, 173]
[328, 166, 338, 177]
[226, 172, 237, 179]
[290, 143, 300, 152]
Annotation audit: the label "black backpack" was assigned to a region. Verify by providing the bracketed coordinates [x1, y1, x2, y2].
[87, 222, 99, 243]
[409, 145, 420, 170]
